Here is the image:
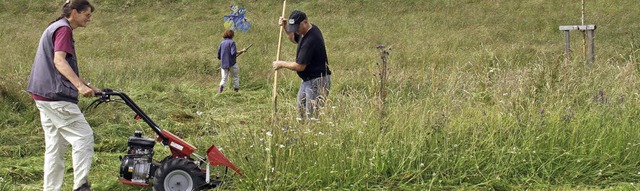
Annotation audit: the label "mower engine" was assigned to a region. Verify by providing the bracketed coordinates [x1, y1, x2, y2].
[119, 130, 157, 185]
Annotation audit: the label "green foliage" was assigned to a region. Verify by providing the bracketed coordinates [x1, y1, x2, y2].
[2, 0, 640, 190]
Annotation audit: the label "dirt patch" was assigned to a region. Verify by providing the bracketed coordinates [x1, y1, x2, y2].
[171, 113, 195, 122]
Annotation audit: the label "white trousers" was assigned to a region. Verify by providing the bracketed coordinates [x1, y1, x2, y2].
[35, 101, 94, 191]
[219, 64, 240, 89]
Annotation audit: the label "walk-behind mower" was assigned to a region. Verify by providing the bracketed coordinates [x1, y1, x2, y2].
[88, 89, 241, 191]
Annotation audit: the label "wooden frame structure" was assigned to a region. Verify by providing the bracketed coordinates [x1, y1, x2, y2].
[559, 25, 596, 65]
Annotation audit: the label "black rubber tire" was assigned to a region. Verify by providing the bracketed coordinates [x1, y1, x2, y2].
[152, 158, 206, 191]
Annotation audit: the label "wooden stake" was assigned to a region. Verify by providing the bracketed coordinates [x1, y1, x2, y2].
[582, 0, 587, 61]
[581, 0, 585, 25]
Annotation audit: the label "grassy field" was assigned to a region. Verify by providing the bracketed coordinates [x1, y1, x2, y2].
[1, 0, 640, 190]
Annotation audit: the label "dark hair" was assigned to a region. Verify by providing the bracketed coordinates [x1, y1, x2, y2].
[223, 30, 234, 39]
[50, 0, 95, 25]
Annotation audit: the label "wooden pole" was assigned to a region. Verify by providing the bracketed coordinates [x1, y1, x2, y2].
[267, 1, 286, 181]
[273, 0, 287, 114]
[581, 0, 585, 25]
[581, 0, 587, 62]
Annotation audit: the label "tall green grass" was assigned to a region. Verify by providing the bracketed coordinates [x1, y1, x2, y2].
[1, 0, 640, 190]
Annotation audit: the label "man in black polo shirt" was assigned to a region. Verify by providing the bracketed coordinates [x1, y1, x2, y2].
[273, 10, 332, 120]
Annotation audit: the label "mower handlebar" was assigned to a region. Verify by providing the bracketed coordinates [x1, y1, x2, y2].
[94, 88, 115, 96]
[91, 88, 168, 142]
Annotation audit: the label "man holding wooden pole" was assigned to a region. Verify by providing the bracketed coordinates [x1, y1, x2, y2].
[273, 10, 332, 121]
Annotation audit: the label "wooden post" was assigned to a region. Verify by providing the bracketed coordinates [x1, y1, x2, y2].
[564, 30, 571, 65]
[586, 29, 595, 64]
[581, 0, 587, 63]
[581, 0, 585, 25]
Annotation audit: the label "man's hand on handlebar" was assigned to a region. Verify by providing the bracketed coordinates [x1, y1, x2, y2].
[78, 85, 95, 97]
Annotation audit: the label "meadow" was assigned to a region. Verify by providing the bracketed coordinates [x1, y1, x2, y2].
[1, 0, 640, 190]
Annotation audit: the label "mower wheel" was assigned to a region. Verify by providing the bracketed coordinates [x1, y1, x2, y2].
[153, 158, 205, 191]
